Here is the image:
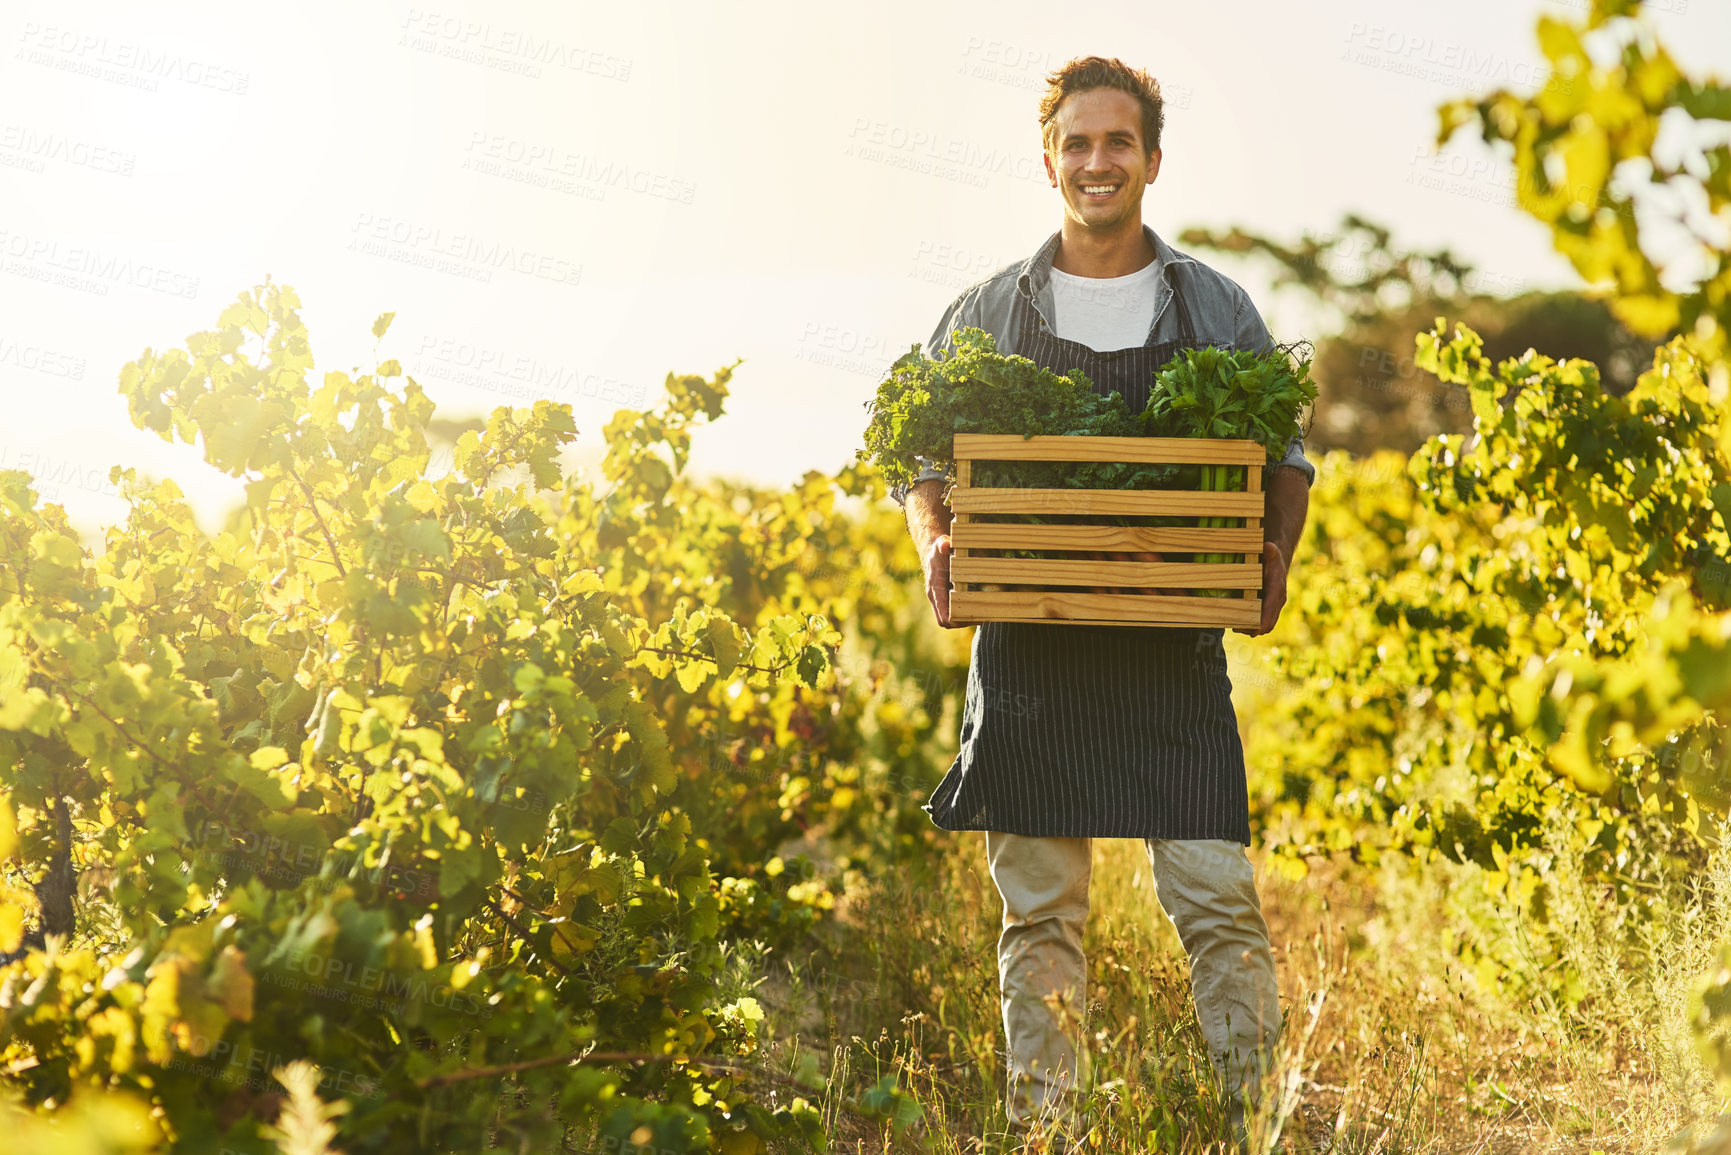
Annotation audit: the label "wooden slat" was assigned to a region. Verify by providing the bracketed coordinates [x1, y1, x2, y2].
[953, 459, 973, 594]
[1243, 464, 1263, 600]
[951, 488, 1265, 517]
[950, 557, 1262, 588]
[955, 612, 1263, 628]
[950, 590, 1261, 628]
[953, 433, 1263, 465]
[949, 523, 1263, 552]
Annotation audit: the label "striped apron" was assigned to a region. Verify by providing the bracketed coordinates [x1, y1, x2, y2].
[922, 266, 1253, 843]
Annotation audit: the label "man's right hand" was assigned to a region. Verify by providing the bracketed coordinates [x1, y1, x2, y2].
[925, 535, 958, 628]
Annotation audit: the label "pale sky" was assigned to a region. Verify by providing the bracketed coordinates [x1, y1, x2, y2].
[5, 0, 1726, 537]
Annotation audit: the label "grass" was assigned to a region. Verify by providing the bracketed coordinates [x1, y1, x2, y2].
[743, 828, 1731, 1154]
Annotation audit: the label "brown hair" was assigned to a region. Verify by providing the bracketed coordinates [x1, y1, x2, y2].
[1038, 56, 1164, 156]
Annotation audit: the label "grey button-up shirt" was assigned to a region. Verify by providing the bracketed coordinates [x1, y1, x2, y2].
[888, 225, 1316, 504]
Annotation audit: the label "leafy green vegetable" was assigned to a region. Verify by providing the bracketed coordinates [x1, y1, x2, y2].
[1143, 343, 1318, 583]
[858, 328, 1316, 493]
[1142, 342, 1318, 455]
[858, 329, 1316, 594]
[858, 328, 1176, 493]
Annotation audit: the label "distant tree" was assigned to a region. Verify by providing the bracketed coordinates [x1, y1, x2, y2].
[1180, 215, 1659, 456]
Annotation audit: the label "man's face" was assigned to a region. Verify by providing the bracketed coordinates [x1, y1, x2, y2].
[1042, 88, 1160, 231]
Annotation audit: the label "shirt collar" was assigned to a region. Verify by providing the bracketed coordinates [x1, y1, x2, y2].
[1018, 223, 1191, 298]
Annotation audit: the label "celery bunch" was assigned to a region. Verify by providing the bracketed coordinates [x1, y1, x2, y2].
[1143, 344, 1316, 593]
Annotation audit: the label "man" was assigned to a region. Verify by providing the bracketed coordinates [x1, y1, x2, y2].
[889, 57, 1314, 1148]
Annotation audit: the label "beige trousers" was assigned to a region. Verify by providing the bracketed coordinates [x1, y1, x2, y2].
[985, 832, 1281, 1133]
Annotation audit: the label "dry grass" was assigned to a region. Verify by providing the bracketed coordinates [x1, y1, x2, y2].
[747, 830, 1730, 1154]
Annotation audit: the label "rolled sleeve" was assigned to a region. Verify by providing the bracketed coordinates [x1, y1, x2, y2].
[1234, 287, 1276, 356]
[1236, 288, 1316, 487]
[888, 291, 977, 507]
[928, 280, 990, 358]
[888, 458, 952, 507]
[1271, 436, 1316, 486]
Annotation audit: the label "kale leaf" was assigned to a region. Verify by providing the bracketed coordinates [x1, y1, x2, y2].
[858, 328, 1315, 493]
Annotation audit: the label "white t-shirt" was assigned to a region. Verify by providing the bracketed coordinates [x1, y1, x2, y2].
[1048, 259, 1161, 352]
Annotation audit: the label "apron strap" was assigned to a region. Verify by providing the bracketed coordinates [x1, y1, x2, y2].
[1014, 244, 1199, 350]
[1164, 260, 1199, 348]
[1009, 283, 1036, 345]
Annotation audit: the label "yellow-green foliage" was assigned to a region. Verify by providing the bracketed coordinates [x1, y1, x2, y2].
[0, 284, 951, 1154]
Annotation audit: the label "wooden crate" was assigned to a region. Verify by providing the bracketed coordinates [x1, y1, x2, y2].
[946, 433, 1265, 628]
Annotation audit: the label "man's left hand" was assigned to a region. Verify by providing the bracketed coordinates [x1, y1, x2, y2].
[1232, 542, 1289, 637]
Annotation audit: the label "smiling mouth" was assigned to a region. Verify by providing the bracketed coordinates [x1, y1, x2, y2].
[1079, 183, 1120, 197]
